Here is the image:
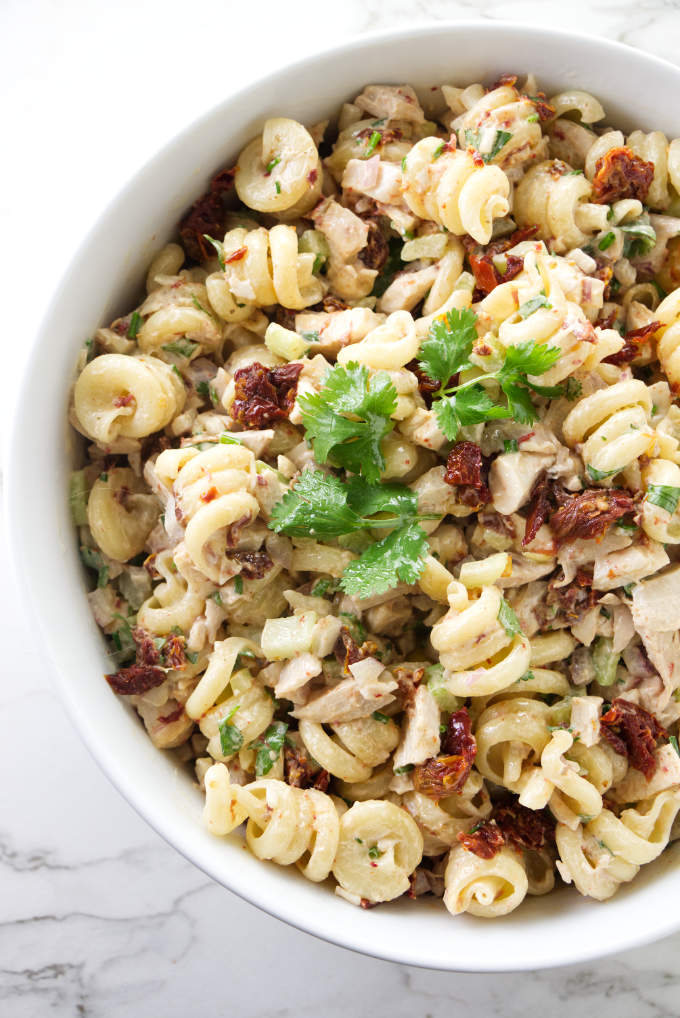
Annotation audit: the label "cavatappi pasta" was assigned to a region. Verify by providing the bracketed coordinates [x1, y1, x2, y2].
[71, 76, 680, 918]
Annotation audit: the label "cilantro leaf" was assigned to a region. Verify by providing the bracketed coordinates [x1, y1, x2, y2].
[269, 470, 360, 538]
[464, 128, 512, 163]
[80, 546, 109, 588]
[299, 363, 397, 482]
[586, 464, 621, 482]
[340, 522, 428, 598]
[434, 385, 510, 441]
[417, 308, 478, 392]
[345, 476, 418, 524]
[498, 340, 561, 379]
[621, 214, 656, 259]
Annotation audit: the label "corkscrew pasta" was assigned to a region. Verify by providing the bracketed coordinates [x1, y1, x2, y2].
[71, 73, 680, 918]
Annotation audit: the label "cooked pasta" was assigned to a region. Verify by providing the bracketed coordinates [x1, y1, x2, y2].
[71, 74, 680, 918]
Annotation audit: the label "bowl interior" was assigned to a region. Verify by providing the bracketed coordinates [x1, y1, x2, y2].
[7, 21, 680, 971]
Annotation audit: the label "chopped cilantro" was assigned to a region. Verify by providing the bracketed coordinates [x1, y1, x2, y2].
[234, 575, 244, 595]
[252, 721, 288, 776]
[218, 706, 243, 756]
[598, 232, 616, 251]
[162, 338, 200, 358]
[394, 764, 414, 775]
[498, 597, 522, 638]
[367, 844, 383, 859]
[645, 484, 680, 515]
[372, 711, 390, 724]
[564, 378, 582, 401]
[670, 735, 680, 756]
[517, 295, 551, 318]
[364, 131, 382, 158]
[203, 234, 226, 269]
[127, 311, 142, 339]
[265, 156, 281, 175]
[432, 141, 445, 159]
[275, 181, 281, 194]
[586, 463, 621, 482]
[211, 590, 223, 606]
[79, 546, 109, 588]
[504, 439, 519, 453]
[621, 214, 656, 258]
[464, 128, 512, 162]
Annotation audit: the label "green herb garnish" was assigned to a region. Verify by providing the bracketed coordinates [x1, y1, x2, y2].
[253, 721, 288, 776]
[127, 311, 142, 339]
[645, 484, 680, 515]
[498, 597, 522, 638]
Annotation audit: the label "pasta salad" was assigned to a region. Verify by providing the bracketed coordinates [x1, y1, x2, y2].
[70, 74, 680, 917]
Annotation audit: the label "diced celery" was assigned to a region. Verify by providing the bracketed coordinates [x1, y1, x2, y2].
[69, 470, 89, 526]
[426, 663, 462, 712]
[591, 636, 620, 686]
[261, 612, 319, 660]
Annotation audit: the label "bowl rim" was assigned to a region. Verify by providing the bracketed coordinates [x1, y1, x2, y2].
[7, 18, 680, 971]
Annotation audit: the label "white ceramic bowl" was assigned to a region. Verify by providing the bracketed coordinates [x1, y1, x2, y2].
[7, 21, 680, 971]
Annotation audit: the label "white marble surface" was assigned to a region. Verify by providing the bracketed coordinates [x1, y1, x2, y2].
[3, 0, 680, 1014]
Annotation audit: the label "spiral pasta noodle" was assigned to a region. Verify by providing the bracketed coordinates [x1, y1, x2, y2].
[401, 137, 510, 244]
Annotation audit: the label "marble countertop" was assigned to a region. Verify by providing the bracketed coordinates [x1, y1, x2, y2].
[3, 1, 680, 1014]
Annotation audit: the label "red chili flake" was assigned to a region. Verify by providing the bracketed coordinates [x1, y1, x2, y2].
[105, 664, 166, 695]
[603, 320, 661, 366]
[600, 698, 667, 779]
[493, 801, 555, 852]
[113, 394, 135, 408]
[470, 150, 485, 167]
[225, 549, 273, 579]
[360, 897, 379, 908]
[517, 431, 535, 445]
[307, 168, 318, 184]
[549, 489, 635, 546]
[313, 769, 331, 792]
[200, 485, 219, 504]
[158, 703, 185, 724]
[523, 473, 553, 547]
[230, 361, 303, 429]
[179, 166, 237, 262]
[592, 146, 655, 204]
[443, 441, 491, 507]
[457, 821, 506, 859]
[224, 245, 247, 264]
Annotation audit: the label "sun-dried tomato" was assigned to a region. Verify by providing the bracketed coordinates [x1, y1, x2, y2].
[158, 703, 185, 724]
[523, 473, 554, 547]
[132, 627, 160, 667]
[600, 698, 667, 779]
[537, 580, 597, 628]
[334, 626, 368, 673]
[230, 361, 303, 429]
[603, 320, 661, 366]
[529, 92, 555, 122]
[178, 166, 237, 262]
[441, 707, 476, 760]
[490, 73, 518, 90]
[591, 147, 655, 205]
[413, 755, 470, 799]
[225, 549, 273, 579]
[358, 220, 389, 271]
[443, 441, 491, 507]
[464, 226, 537, 297]
[105, 664, 166, 695]
[549, 489, 635, 546]
[161, 634, 187, 670]
[494, 801, 555, 852]
[457, 821, 506, 859]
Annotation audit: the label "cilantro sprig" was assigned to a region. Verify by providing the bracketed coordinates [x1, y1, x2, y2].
[298, 362, 397, 482]
[417, 309, 562, 441]
[269, 471, 432, 597]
